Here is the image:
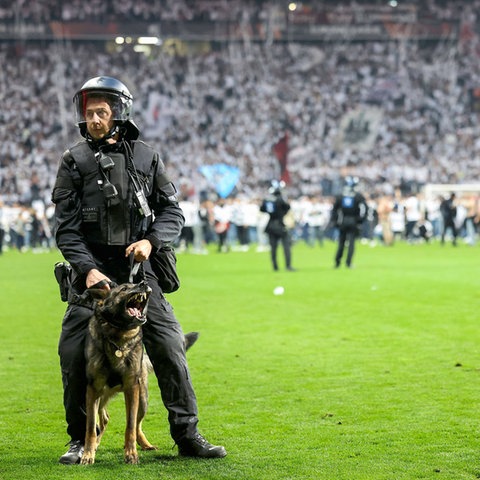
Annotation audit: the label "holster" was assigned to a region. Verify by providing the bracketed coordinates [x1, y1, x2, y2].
[54, 262, 72, 302]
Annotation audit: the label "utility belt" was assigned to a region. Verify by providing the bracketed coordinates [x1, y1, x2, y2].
[53, 253, 143, 308]
[53, 261, 101, 309]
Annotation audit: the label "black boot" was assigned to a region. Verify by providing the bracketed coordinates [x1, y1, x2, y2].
[177, 433, 227, 458]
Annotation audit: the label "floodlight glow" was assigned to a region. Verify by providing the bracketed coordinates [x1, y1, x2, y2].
[138, 37, 160, 45]
[133, 45, 151, 54]
[115, 37, 124, 45]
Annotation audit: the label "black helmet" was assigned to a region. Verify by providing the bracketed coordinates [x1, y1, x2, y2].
[343, 175, 359, 195]
[344, 175, 359, 187]
[73, 76, 139, 139]
[269, 179, 285, 195]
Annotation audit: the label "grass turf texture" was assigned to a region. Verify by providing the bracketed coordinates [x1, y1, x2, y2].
[0, 240, 479, 480]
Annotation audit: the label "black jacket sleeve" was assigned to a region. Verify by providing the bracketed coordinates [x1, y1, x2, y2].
[330, 196, 341, 225]
[142, 154, 185, 251]
[51, 152, 98, 276]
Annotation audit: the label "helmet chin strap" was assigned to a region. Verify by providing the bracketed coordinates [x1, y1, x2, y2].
[86, 124, 121, 147]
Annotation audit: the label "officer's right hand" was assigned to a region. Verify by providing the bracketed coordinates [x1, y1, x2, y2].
[86, 269, 111, 290]
[125, 239, 152, 263]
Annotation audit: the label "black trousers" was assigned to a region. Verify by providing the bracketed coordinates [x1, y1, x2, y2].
[335, 227, 357, 267]
[57, 254, 198, 443]
[441, 219, 457, 245]
[268, 232, 291, 270]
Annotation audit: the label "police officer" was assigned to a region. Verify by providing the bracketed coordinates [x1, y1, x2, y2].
[260, 180, 295, 271]
[331, 176, 367, 268]
[52, 77, 226, 464]
[440, 192, 458, 246]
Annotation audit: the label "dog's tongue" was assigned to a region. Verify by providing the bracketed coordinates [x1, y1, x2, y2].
[128, 307, 142, 318]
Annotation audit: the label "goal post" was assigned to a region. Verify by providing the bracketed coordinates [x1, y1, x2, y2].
[423, 183, 480, 200]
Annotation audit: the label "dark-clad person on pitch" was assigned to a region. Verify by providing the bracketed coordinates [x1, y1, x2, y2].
[51, 76, 226, 464]
[330, 176, 367, 269]
[260, 180, 295, 271]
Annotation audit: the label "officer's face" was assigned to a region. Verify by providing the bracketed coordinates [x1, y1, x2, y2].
[85, 97, 115, 141]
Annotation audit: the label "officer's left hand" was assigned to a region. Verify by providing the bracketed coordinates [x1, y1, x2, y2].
[125, 239, 152, 263]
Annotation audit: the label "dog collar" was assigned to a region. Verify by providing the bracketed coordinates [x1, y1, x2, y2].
[108, 337, 141, 358]
[109, 340, 127, 358]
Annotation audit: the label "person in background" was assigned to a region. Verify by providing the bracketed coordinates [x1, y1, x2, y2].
[260, 180, 295, 271]
[198, 199, 215, 246]
[178, 196, 198, 252]
[330, 176, 367, 268]
[376, 194, 394, 246]
[305, 195, 328, 247]
[440, 192, 458, 246]
[213, 198, 231, 252]
[0, 201, 5, 254]
[463, 194, 478, 246]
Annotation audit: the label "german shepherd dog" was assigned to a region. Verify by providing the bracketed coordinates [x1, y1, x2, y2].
[81, 280, 197, 465]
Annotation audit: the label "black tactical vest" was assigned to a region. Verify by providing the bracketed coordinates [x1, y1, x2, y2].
[68, 140, 156, 246]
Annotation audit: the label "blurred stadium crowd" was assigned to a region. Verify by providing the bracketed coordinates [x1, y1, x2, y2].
[1, 0, 480, 251]
[2, 0, 259, 22]
[1, 0, 474, 23]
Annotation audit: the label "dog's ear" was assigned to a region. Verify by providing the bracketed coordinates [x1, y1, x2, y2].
[87, 288, 110, 301]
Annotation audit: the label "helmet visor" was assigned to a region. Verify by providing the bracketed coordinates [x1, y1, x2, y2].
[73, 89, 132, 126]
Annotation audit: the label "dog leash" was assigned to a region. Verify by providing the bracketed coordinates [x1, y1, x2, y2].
[128, 252, 146, 283]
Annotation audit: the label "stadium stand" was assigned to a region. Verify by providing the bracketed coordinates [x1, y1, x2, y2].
[1, 0, 480, 249]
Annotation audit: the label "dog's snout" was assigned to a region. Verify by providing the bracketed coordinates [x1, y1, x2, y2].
[137, 280, 152, 294]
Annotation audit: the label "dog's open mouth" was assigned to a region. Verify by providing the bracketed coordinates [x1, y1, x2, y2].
[126, 291, 149, 320]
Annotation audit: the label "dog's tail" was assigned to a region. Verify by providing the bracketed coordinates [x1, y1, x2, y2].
[143, 332, 200, 373]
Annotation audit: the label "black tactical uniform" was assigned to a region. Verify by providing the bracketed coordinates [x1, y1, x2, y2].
[440, 192, 457, 246]
[260, 181, 295, 271]
[331, 176, 367, 268]
[52, 76, 225, 464]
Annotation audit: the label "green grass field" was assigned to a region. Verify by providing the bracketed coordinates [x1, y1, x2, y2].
[1, 239, 479, 480]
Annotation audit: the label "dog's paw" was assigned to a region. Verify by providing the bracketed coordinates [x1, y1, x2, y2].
[124, 450, 139, 464]
[141, 443, 158, 451]
[80, 452, 95, 465]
